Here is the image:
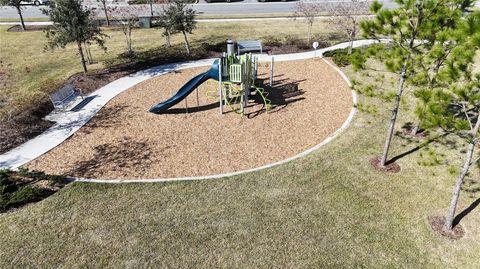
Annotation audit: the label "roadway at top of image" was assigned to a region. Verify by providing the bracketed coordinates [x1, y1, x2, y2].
[0, 0, 399, 19]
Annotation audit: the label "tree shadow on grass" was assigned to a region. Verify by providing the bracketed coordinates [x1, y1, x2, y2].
[464, 174, 480, 198]
[387, 133, 449, 165]
[453, 198, 480, 227]
[67, 136, 156, 178]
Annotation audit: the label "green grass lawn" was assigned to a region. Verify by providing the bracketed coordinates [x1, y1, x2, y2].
[0, 58, 479, 267]
[0, 19, 341, 121]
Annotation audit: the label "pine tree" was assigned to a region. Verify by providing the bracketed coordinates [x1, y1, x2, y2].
[409, 0, 475, 135]
[418, 11, 480, 232]
[43, 0, 107, 73]
[360, 0, 474, 167]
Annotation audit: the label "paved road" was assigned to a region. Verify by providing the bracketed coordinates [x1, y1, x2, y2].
[0, 0, 398, 19]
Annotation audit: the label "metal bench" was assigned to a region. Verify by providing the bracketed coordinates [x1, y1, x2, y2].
[237, 40, 263, 54]
[49, 85, 83, 111]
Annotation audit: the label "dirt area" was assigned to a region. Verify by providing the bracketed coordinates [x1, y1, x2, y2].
[7, 25, 50, 32]
[0, 68, 132, 155]
[26, 59, 352, 179]
[428, 216, 465, 240]
[370, 157, 401, 173]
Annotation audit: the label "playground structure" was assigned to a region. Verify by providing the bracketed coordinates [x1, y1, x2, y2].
[149, 40, 271, 115]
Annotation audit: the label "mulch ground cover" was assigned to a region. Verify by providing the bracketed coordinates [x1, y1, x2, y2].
[27, 59, 353, 179]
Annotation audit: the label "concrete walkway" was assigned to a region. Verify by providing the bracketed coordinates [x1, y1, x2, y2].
[0, 39, 380, 180]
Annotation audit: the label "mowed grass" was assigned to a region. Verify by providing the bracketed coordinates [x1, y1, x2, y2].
[0, 19, 340, 120]
[0, 62, 479, 267]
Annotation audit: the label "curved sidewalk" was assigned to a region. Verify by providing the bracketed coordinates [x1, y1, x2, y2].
[0, 39, 379, 177]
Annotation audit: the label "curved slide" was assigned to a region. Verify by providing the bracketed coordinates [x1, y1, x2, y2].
[149, 60, 220, 114]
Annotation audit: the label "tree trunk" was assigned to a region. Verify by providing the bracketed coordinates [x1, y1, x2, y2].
[348, 19, 356, 55]
[87, 44, 94, 64]
[380, 60, 408, 166]
[16, 6, 26, 31]
[182, 30, 191, 55]
[77, 42, 88, 73]
[127, 26, 132, 53]
[164, 30, 171, 47]
[83, 42, 93, 64]
[443, 110, 480, 231]
[348, 38, 353, 55]
[103, 2, 110, 26]
[165, 35, 170, 47]
[81, 43, 89, 64]
[150, 2, 154, 16]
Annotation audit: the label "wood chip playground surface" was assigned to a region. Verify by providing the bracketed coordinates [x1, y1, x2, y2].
[26, 59, 353, 180]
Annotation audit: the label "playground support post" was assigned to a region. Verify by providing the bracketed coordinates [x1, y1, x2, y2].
[185, 97, 188, 114]
[241, 84, 245, 116]
[253, 57, 258, 80]
[270, 57, 274, 87]
[243, 61, 248, 113]
[218, 59, 223, 115]
[196, 88, 200, 111]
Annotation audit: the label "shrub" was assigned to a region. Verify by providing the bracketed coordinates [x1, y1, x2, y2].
[6, 186, 53, 209]
[0, 169, 63, 212]
[323, 46, 368, 70]
[323, 48, 352, 67]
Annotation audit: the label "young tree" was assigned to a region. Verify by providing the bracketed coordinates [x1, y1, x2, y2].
[158, 10, 173, 47]
[430, 12, 480, 232]
[43, 0, 107, 73]
[361, 0, 426, 167]
[293, 2, 322, 45]
[0, 0, 26, 31]
[326, 0, 370, 55]
[443, 79, 480, 231]
[163, 0, 196, 54]
[360, 0, 473, 167]
[421, 64, 480, 232]
[97, 0, 111, 26]
[110, 6, 147, 54]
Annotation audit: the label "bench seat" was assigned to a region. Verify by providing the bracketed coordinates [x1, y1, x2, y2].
[237, 40, 263, 54]
[49, 85, 83, 112]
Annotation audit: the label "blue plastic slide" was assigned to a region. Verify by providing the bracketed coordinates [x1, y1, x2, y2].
[149, 60, 220, 114]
